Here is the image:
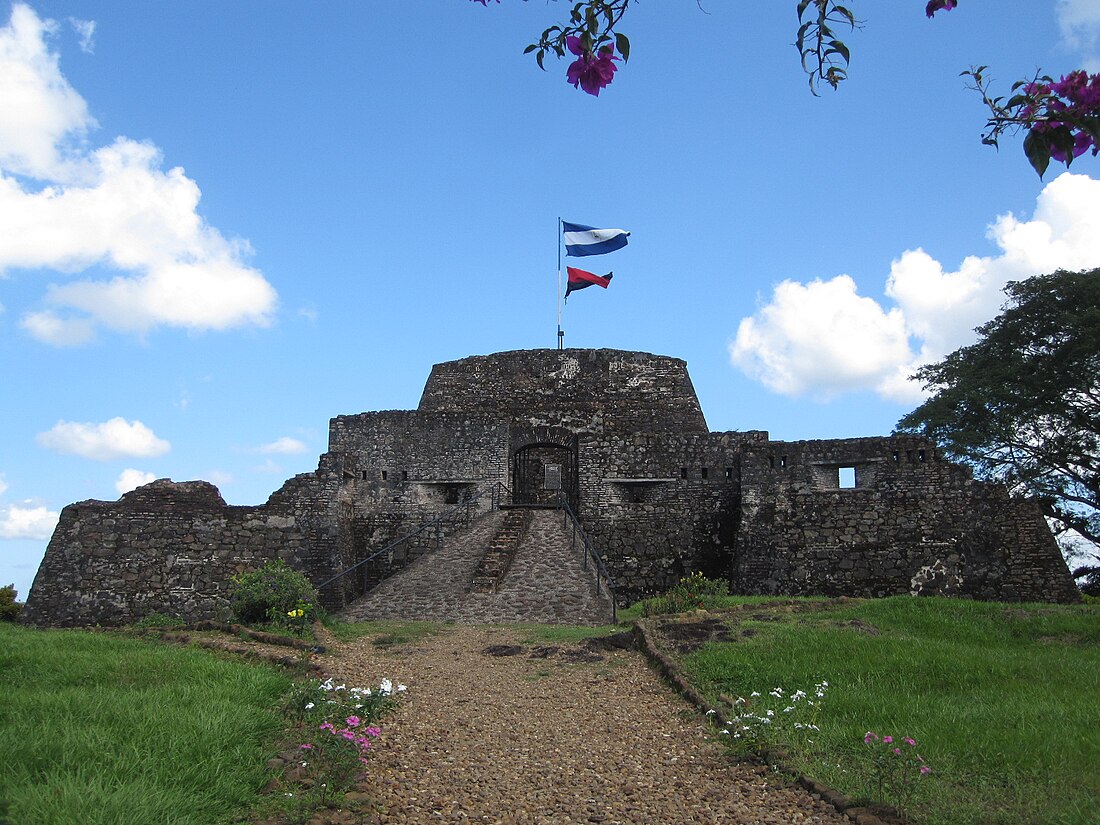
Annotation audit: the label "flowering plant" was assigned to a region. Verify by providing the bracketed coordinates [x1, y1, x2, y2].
[863, 731, 932, 818]
[965, 66, 1100, 176]
[286, 677, 407, 803]
[718, 680, 828, 755]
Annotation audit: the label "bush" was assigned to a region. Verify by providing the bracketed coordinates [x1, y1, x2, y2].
[0, 585, 22, 623]
[229, 560, 317, 629]
[643, 571, 729, 616]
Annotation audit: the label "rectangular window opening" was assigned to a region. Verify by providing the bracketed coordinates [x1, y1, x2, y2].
[780, 456, 788, 468]
[361, 470, 368, 481]
[680, 467, 688, 479]
[918, 449, 927, 463]
[725, 467, 734, 479]
[838, 466, 856, 489]
[381, 470, 388, 481]
[701, 467, 709, 480]
[402, 470, 408, 481]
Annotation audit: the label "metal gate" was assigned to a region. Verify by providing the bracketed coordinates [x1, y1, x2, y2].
[512, 444, 577, 508]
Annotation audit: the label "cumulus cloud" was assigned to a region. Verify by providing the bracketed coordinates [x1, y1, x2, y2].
[115, 468, 156, 494]
[731, 172, 1100, 404]
[0, 4, 277, 345]
[256, 437, 307, 455]
[0, 501, 58, 539]
[37, 417, 171, 461]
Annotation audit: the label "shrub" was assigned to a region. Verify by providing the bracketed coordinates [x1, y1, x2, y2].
[643, 571, 729, 616]
[0, 585, 22, 623]
[229, 560, 317, 628]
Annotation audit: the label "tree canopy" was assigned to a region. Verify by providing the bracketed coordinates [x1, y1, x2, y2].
[470, 0, 1100, 177]
[896, 268, 1100, 590]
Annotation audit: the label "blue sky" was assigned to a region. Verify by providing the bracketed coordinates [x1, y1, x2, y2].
[2, 1, 1099, 598]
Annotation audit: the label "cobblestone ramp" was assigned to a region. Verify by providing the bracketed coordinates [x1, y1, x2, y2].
[337, 509, 614, 625]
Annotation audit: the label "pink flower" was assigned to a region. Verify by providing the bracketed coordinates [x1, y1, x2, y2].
[365, 726, 382, 738]
[904, 737, 917, 746]
[893, 747, 902, 755]
[299, 743, 314, 750]
[925, 0, 957, 17]
[864, 731, 878, 744]
[565, 36, 619, 97]
[346, 715, 361, 728]
[341, 730, 356, 740]
[319, 722, 335, 733]
[920, 765, 932, 774]
[882, 735, 893, 744]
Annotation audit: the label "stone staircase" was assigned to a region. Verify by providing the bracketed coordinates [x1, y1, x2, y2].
[337, 508, 614, 625]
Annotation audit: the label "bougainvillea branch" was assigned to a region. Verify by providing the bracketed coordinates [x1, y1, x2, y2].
[964, 67, 1100, 177]
[469, 0, 1100, 175]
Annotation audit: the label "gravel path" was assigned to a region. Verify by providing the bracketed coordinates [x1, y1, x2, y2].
[317, 625, 849, 824]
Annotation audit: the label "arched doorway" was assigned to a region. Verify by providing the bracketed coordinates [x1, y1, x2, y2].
[512, 443, 577, 508]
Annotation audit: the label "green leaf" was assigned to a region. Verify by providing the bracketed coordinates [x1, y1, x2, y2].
[1023, 129, 1052, 178]
[615, 32, 630, 61]
[524, 44, 538, 55]
[536, 50, 546, 71]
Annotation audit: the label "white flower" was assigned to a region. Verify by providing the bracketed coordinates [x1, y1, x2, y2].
[397, 684, 408, 692]
[750, 691, 760, 698]
[335, 684, 346, 691]
[380, 678, 393, 695]
[305, 702, 315, 710]
[706, 709, 716, 716]
[766, 710, 775, 717]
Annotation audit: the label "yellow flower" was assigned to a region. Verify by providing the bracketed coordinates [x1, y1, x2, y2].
[288, 608, 304, 618]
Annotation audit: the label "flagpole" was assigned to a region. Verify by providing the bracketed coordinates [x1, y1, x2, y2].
[557, 217, 564, 350]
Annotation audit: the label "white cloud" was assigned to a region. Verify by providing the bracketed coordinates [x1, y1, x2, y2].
[68, 17, 94, 54]
[0, 4, 277, 345]
[37, 417, 171, 461]
[115, 468, 156, 494]
[0, 474, 8, 495]
[256, 436, 307, 455]
[0, 501, 58, 540]
[731, 276, 912, 400]
[731, 172, 1100, 403]
[1058, 0, 1100, 68]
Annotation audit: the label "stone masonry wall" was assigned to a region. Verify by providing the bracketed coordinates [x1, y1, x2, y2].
[23, 480, 315, 627]
[733, 436, 1080, 603]
[418, 349, 709, 435]
[579, 430, 768, 603]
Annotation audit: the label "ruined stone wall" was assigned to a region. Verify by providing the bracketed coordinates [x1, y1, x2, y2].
[418, 349, 709, 434]
[22, 480, 317, 627]
[579, 430, 768, 603]
[733, 436, 1080, 603]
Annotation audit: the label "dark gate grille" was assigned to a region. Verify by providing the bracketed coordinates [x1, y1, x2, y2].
[512, 444, 577, 508]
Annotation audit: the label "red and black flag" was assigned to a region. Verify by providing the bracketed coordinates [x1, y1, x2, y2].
[564, 266, 613, 300]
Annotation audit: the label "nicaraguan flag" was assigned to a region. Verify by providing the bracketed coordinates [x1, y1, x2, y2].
[565, 266, 613, 300]
[562, 221, 630, 257]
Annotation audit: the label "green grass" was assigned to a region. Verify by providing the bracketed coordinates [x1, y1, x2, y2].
[511, 622, 621, 643]
[0, 623, 293, 825]
[673, 596, 1100, 825]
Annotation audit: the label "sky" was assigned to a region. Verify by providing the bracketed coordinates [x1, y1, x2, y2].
[2, 1, 1099, 598]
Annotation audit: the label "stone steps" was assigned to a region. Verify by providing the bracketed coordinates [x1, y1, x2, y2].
[469, 509, 532, 593]
[337, 508, 613, 625]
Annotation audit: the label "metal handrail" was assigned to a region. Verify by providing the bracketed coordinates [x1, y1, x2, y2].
[558, 491, 617, 622]
[318, 481, 509, 593]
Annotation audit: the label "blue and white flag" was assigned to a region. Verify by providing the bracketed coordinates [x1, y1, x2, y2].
[562, 221, 630, 257]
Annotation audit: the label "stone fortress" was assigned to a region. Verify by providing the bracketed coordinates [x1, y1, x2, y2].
[23, 348, 1080, 627]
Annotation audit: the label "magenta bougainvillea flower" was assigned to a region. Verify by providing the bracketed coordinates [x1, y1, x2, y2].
[565, 35, 620, 96]
[925, 0, 958, 17]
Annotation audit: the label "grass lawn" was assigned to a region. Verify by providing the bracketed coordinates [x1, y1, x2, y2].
[0, 623, 293, 825]
[671, 596, 1100, 825]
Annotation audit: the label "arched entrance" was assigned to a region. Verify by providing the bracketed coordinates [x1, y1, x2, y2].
[512, 443, 577, 508]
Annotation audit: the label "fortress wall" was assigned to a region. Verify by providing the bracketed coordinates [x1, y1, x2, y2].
[578, 431, 756, 602]
[22, 480, 315, 627]
[734, 437, 1080, 602]
[326, 411, 509, 603]
[417, 349, 709, 434]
